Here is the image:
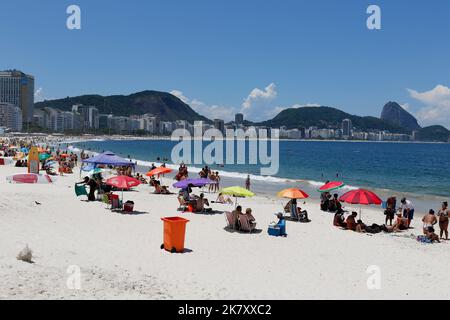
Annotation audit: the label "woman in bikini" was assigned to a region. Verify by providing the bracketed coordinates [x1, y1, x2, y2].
[438, 202, 449, 240]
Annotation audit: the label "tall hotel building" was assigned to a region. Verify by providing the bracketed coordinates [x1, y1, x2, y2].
[0, 70, 35, 123]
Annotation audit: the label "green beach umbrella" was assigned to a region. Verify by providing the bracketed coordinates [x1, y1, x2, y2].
[220, 186, 255, 207]
[39, 153, 52, 161]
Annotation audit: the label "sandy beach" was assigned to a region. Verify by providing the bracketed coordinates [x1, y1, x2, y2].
[1, 153, 450, 301]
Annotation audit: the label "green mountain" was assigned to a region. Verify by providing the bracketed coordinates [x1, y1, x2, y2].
[35, 90, 210, 123]
[259, 106, 408, 133]
[415, 125, 450, 142]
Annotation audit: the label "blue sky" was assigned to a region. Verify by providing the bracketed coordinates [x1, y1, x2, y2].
[1, 0, 450, 126]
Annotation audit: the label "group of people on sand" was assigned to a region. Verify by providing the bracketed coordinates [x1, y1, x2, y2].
[177, 183, 213, 213]
[320, 192, 343, 213]
[331, 195, 449, 244]
[175, 163, 189, 181]
[196, 166, 220, 192]
[230, 205, 257, 231]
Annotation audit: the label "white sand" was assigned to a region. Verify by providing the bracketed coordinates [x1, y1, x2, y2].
[0, 163, 449, 300]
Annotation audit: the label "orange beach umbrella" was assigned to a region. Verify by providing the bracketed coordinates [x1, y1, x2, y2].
[146, 167, 173, 177]
[277, 188, 309, 199]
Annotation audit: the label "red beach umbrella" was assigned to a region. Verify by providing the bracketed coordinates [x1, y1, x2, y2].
[106, 175, 141, 203]
[106, 176, 141, 190]
[318, 181, 345, 193]
[339, 189, 382, 205]
[339, 189, 382, 219]
[146, 167, 173, 177]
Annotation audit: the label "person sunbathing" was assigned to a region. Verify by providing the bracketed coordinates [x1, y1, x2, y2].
[333, 212, 346, 228]
[424, 227, 440, 243]
[214, 193, 234, 205]
[355, 220, 367, 233]
[296, 207, 309, 222]
[345, 212, 358, 231]
[385, 213, 409, 232]
[160, 186, 173, 195]
[245, 208, 257, 226]
[194, 193, 210, 212]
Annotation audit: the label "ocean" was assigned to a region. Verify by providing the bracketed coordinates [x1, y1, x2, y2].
[65, 139, 450, 213]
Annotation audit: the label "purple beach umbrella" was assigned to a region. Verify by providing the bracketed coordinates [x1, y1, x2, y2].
[173, 178, 214, 189]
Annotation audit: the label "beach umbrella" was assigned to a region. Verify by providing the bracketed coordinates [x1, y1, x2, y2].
[220, 186, 255, 207]
[339, 189, 382, 219]
[146, 167, 173, 177]
[173, 178, 213, 189]
[87, 168, 103, 177]
[21, 147, 29, 153]
[39, 153, 52, 161]
[318, 181, 345, 193]
[6, 173, 56, 184]
[277, 188, 309, 199]
[106, 175, 141, 202]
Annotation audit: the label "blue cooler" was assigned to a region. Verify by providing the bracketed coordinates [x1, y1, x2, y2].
[268, 225, 281, 237]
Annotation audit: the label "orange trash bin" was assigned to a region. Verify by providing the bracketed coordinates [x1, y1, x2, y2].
[160, 217, 190, 253]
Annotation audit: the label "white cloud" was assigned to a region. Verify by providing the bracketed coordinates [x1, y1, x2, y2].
[407, 85, 450, 128]
[170, 90, 235, 121]
[34, 87, 44, 102]
[240, 83, 278, 121]
[400, 103, 411, 111]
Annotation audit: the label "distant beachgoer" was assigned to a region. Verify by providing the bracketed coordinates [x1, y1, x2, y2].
[214, 172, 220, 192]
[77, 176, 97, 202]
[345, 212, 358, 231]
[232, 206, 243, 229]
[333, 212, 346, 228]
[399, 198, 415, 228]
[438, 202, 449, 240]
[425, 226, 441, 243]
[215, 193, 233, 205]
[422, 209, 438, 235]
[384, 196, 397, 226]
[245, 175, 251, 191]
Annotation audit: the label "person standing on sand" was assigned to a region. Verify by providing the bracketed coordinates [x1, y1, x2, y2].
[438, 202, 449, 240]
[245, 175, 251, 191]
[399, 198, 415, 228]
[422, 209, 438, 235]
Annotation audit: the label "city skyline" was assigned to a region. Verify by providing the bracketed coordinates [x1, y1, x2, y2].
[1, 1, 450, 128]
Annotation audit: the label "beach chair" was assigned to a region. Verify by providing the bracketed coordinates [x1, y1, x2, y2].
[225, 212, 236, 230]
[238, 214, 256, 233]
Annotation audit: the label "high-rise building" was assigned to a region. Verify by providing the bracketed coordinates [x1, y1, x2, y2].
[235, 113, 244, 125]
[77, 105, 100, 130]
[0, 102, 23, 132]
[342, 119, 352, 138]
[0, 70, 34, 123]
[213, 119, 225, 134]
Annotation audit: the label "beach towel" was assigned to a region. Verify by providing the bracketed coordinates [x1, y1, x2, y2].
[417, 235, 432, 244]
[75, 184, 88, 197]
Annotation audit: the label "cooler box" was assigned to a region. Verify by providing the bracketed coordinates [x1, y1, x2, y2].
[111, 194, 121, 209]
[161, 217, 190, 253]
[268, 225, 282, 237]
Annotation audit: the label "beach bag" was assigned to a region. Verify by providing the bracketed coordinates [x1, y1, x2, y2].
[75, 184, 88, 197]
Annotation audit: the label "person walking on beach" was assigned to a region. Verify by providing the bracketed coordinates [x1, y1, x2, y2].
[438, 202, 449, 240]
[245, 175, 251, 191]
[399, 198, 415, 228]
[422, 209, 438, 235]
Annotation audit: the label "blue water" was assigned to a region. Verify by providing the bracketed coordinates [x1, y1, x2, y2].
[68, 139, 450, 198]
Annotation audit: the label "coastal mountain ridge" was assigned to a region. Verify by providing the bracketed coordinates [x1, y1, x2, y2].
[35, 91, 449, 142]
[258, 106, 409, 133]
[35, 90, 210, 123]
[380, 101, 421, 131]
